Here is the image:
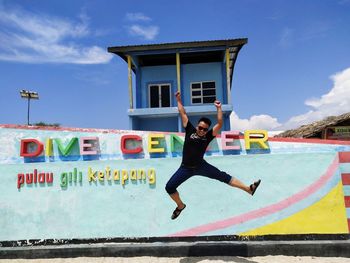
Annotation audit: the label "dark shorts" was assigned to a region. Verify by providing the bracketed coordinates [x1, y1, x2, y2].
[165, 160, 232, 194]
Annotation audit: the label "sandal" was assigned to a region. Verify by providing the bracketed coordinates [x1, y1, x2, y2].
[171, 204, 186, 220]
[250, 179, 261, 196]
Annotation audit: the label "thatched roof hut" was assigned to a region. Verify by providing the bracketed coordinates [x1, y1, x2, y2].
[275, 112, 350, 139]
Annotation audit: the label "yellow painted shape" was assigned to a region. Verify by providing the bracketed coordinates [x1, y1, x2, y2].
[45, 138, 53, 157]
[239, 182, 348, 235]
[176, 53, 181, 92]
[225, 48, 231, 102]
[148, 134, 165, 153]
[127, 55, 133, 109]
[244, 130, 269, 150]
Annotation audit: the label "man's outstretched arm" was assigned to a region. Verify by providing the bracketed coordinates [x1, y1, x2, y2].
[175, 91, 188, 128]
[212, 100, 223, 136]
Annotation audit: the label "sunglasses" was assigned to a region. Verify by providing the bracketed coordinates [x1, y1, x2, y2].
[197, 126, 208, 132]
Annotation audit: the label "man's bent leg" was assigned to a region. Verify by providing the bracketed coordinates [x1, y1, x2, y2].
[165, 166, 192, 209]
[169, 190, 185, 210]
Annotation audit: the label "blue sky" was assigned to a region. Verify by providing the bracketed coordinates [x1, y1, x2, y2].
[0, 0, 349, 131]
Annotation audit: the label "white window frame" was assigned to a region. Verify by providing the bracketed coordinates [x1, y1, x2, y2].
[148, 83, 171, 108]
[190, 81, 216, 105]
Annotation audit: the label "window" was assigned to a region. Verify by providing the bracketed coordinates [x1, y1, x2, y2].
[149, 84, 171, 108]
[191, 81, 216, 104]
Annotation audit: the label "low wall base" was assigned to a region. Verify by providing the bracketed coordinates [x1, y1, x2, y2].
[1, 235, 350, 259]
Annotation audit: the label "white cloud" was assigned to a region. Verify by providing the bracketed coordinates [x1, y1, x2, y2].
[0, 6, 113, 64]
[125, 12, 152, 22]
[127, 25, 159, 40]
[230, 111, 282, 131]
[282, 67, 350, 129]
[231, 67, 350, 131]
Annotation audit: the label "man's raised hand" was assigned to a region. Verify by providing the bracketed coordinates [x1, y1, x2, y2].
[175, 91, 181, 102]
[214, 100, 222, 109]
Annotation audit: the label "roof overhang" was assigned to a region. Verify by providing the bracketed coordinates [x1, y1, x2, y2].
[108, 39, 247, 86]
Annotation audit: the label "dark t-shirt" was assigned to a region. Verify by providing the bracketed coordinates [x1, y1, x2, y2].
[181, 121, 215, 167]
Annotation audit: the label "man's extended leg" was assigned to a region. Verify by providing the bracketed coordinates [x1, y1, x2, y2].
[229, 178, 252, 194]
[198, 161, 260, 195]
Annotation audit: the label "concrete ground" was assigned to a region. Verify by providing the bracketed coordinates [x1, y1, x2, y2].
[1, 257, 350, 263]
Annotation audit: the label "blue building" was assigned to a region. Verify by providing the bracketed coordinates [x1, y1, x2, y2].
[108, 39, 247, 132]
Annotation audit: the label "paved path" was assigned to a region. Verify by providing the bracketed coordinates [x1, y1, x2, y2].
[1, 257, 350, 262]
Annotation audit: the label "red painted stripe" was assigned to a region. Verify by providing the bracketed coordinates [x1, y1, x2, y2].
[268, 137, 350, 145]
[169, 156, 339, 237]
[344, 196, 350, 208]
[339, 152, 350, 163]
[342, 174, 350, 185]
[2, 124, 350, 145]
[0, 124, 132, 134]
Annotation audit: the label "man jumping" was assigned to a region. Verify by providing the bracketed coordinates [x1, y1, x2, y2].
[165, 91, 261, 220]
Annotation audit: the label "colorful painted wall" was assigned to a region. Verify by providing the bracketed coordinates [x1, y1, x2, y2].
[1, 124, 350, 242]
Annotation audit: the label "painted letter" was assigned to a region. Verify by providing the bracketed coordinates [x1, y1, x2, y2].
[98, 171, 104, 181]
[148, 134, 165, 153]
[121, 135, 143, 154]
[244, 130, 269, 150]
[45, 138, 53, 157]
[80, 137, 99, 155]
[121, 170, 128, 185]
[54, 138, 78, 156]
[148, 169, 156, 185]
[221, 131, 241, 150]
[46, 173, 53, 184]
[39, 173, 45, 183]
[20, 139, 44, 157]
[17, 174, 24, 189]
[61, 173, 67, 187]
[170, 134, 184, 152]
[88, 167, 97, 182]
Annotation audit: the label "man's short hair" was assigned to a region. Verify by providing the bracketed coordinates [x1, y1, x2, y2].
[198, 117, 211, 127]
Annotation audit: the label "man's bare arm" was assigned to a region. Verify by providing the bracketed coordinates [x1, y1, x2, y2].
[212, 100, 223, 136]
[175, 91, 188, 128]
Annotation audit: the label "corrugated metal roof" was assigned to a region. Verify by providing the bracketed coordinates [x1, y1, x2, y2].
[107, 39, 248, 54]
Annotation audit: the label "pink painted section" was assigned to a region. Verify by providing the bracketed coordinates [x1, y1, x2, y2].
[79, 137, 99, 155]
[221, 131, 240, 150]
[339, 152, 350, 163]
[170, 155, 339, 237]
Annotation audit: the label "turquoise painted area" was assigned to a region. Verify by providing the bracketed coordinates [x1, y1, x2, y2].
[343, 185, 350, 196]
[1, 127, 350, 240]
[340, 163, 350, 173]
[0, 151, 339, 240]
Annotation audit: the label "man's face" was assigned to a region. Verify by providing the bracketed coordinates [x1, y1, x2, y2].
[196, 121, 209, 137]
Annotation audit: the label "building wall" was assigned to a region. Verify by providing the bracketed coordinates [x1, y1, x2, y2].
[182, 62, 223, 106]
[139, 65, 177, 108]
[134, 117, 178, 132]
[2, 125, 350, 241]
